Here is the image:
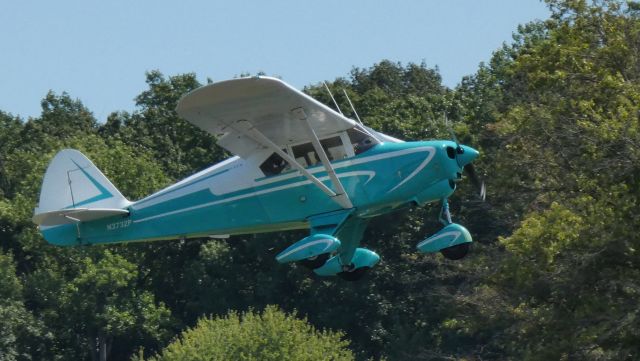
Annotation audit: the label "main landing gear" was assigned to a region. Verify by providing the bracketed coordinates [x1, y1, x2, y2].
[299, 253, 330, 270]
[276, 199, 473, 281]
[313, 247, 380, 281]
[300, 251, 376, 281]
[275, 229, 380, 281]
[337, 265, 371, 281]
[301, 254, 372, 281]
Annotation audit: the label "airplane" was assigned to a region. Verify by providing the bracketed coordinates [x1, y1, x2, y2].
[32, 76, 485, 281]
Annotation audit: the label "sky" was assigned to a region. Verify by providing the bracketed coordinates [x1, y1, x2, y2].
[0, 1, 550, 122]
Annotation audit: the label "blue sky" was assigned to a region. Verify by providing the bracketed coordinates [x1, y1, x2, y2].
[0, 1, 549, 121]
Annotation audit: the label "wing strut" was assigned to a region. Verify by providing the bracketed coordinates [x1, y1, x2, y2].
[293, 108, 354, 209]
[229, 119, 353, 209]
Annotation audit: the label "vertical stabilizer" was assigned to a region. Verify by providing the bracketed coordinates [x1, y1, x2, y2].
[33, 149, 130, 226]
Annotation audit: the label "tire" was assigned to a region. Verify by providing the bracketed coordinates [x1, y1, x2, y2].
[299, 253, 330, 270]
[440, 242, 470, 260]
[337, 266, 370, 281]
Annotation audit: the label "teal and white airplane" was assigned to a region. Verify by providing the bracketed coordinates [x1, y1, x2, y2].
[33, 77, 484, 281]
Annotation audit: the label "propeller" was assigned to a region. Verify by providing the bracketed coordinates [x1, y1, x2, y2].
[444, 113, 486, 201]
[464, 163, 486, 201]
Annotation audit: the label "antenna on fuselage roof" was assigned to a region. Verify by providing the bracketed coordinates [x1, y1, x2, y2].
[322, 82, 343, 115]
[342, 89, 364, 126]
[322, 81, 380, 142]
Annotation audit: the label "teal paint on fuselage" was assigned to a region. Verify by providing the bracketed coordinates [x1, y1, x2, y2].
[42, 140, 464, 246]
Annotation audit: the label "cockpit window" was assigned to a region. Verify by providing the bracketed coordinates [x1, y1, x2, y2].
[260, 152, 289, 176]
[260, 132, 367, 176]
[347, 128, 378, 155]
[320, 136, 347, 161]
[291, 142, 319, 168]
[291, 136, 349, 168]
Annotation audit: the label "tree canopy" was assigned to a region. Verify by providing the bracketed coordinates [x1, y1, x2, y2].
[138, 306, 353, 361]
[1, 1, 639, 360]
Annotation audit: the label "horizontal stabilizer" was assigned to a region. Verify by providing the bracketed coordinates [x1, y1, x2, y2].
[33, 208, 129, 226]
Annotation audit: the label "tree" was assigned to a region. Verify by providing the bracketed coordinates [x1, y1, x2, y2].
[0, 89, 174, 360]
[137, 306, 353, 361]
[103, 71, 225, 180]
[0, 111, 22, 198]
[442, 1, 640, 359]
[43, 250, 173, 361]
[4, 1, 640, 359]
[0, 251, 47, 361]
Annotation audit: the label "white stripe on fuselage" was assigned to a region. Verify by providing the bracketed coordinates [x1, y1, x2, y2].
[247, 146, 435, 191]
[133, 156, 240, 208]
[132, 171, 375, 224]
[131, 146, 434, 223]
[387, 148, 436, 192]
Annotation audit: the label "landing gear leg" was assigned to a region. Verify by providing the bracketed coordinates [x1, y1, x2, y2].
[439, 198, 452, 226]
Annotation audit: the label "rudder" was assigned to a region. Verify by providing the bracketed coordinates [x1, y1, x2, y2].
[33, 149, 130, 227]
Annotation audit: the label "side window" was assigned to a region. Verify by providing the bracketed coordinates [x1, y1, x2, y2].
[320, 136, 347, 161]
[292, 136, 348, 168]
[347, 128, 377, 155]
[260, 152, 290, 176]
[292, 142, 319, 168]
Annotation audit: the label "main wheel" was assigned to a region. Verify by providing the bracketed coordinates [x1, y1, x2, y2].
[299, 253, 330, 270]
[440, 242, 470, 260]
[337, 266, 370, 281]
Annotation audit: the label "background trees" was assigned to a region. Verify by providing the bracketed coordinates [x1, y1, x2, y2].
[1, 1, 639, 360]
[138, 306, 353, 361]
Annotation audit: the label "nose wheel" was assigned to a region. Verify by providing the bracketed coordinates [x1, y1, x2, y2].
[440, 242, 470, 260]
[417, 198, 473, 259]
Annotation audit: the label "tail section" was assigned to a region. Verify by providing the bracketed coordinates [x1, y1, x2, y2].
[33, 149, 131, 228]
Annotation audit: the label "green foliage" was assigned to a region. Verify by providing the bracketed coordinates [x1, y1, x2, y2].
[142, 306, 353, 361]
[103, 71, 225, 180]
[0, 112, 22, 197]
[441, 1, 640, 359]
[72, 251, 171, 342]
[306, 60, 451, 141]
[2, 1, 640, 359]
[0, 251, 47, 361]
[37, 91, 97, 139]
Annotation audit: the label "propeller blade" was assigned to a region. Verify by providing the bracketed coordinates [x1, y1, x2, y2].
[444, 113, 460, 145]
[464, 164, 486, 201]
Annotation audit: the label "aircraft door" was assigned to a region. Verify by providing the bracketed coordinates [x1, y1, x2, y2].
[288, 136, 369, 210]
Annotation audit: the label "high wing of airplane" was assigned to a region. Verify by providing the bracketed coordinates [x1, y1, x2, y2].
[32, 76, 484, 281]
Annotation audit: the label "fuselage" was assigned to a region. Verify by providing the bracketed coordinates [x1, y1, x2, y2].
[43, 140, 467, 246]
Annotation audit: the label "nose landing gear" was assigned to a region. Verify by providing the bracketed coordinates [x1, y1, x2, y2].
[417, 199, 473, 259]
[440, 242, 470, 260]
